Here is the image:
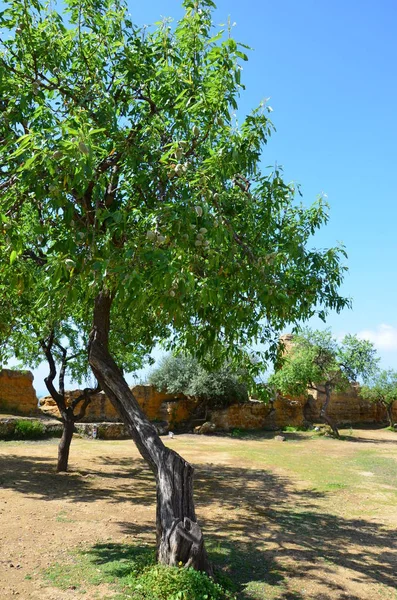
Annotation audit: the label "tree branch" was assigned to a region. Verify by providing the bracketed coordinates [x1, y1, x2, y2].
[73, 384, 101, 421]
[53, 340, 68, 397]
[0, 174, 17, 191]
[309, 383, 323, 393]
[71, 383, 101, 410]
[40, 332, 67, 414]
[22, 249, 47, 266]
[211, 195, 256, 263]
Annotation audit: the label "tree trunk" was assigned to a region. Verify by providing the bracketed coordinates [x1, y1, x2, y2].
[88, 290, 212, 574]
[57, 412, 75, 472]
[385, 403, 394, 428]
[155, 449, 210, 571]
[320, 384, 340, 438]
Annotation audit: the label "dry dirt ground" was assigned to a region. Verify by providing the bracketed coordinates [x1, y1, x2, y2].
[0, 428, 397, 600]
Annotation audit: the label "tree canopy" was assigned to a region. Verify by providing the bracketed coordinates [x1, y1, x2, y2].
[149, 353, 248, 408]
[1, 0, 349, 372]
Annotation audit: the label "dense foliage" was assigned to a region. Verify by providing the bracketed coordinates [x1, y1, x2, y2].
[149, 353, 248, 407]
[0, 0, 349, 376]
[131, 564, 233, 600]
[270, 329, 378, 394]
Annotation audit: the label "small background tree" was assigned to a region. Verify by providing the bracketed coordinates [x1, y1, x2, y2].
[269, 329, 379, 437]
[0, 258, 156, 472]
[149, 353, 248, 419]
[360, 369, 397, 429]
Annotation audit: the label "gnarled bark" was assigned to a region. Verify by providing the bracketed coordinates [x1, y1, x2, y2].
[88, 290, 212, 574]
[41, 333, 98, 472]
[57, 411, 75, 472]
[320, 383, 340, 438]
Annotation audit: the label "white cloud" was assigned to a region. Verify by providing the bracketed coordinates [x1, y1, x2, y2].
[358, 324, 397, 351]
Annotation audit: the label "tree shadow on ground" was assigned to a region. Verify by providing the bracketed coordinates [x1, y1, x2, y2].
[116, 463, 396, 599]
[340, 434, 397, 445]
[0, 453, 156, 505]
[1, 449, 395, 599]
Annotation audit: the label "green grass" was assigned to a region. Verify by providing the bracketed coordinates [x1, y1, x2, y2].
[353, 450, 397, 489]
[13, 419, 46, 440]
[44, 543, 234, 600]
[55, 510, 75, 523]
[281, 425, 311, 433]
[44, 543, 154, 595]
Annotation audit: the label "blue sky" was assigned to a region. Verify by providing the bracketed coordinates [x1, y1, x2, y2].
[5, 0, 397, 394]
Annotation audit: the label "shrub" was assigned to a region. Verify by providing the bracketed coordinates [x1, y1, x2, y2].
[131, 564, 233, 600]
[149, 354, 248, 409]
[282, 425, 311, 432]
[14, 419, 46, 440]
[231, 428, 243, 438]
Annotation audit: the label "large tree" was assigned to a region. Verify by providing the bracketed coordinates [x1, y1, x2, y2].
[360, 369, 397, 429]
[269, 329, 379, 437]
[1, 0, 350, 571]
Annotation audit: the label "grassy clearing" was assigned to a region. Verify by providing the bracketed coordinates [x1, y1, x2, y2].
[3, 428, 397, 600]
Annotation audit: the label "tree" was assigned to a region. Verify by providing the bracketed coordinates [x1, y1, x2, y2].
[149, 353, 249, 415]
[1, 0, 350, 571]
[35, 330, 99, 473]
[269, 329, 379, 437]
[0, 245, 156, 472]
[0, 261, 98, 472]
[360, 370, 397, 429]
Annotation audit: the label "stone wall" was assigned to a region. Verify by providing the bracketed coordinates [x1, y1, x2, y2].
[39, 390, 119, 422]
[4, 366, 396, 432]
[39, 384, 200, 428]
[132, 385, 199, 425]
[0, 369, 39, 416]
[210, 395, 307, 431]
[210, 385, 397, 432]
[305, 385, 397, 425]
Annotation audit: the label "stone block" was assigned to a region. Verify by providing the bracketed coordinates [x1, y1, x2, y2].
[0, 369, 39, 416]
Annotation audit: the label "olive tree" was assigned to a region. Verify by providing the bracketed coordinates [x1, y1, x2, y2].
[269, 329, 379, 437]
[1, 0, 349, 571]
[149, 353, 249, 413]
[360, 369, 397, 429]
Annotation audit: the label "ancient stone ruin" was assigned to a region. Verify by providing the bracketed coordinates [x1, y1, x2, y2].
[0, 368, 395, 437]
[38, 385, 200, 434]
[0, 369, 40, 416]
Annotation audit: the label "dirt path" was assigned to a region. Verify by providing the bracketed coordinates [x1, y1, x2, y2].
[1, 429, 397, 599]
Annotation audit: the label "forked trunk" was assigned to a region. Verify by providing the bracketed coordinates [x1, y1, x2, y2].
[57, 414, 75, 472]
[88, 291, 212, 574]
[320, 384, 340, 438]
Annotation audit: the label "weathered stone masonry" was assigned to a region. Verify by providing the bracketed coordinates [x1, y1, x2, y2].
[0, 369, 39, 416]
[1, 369, 396, 431]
